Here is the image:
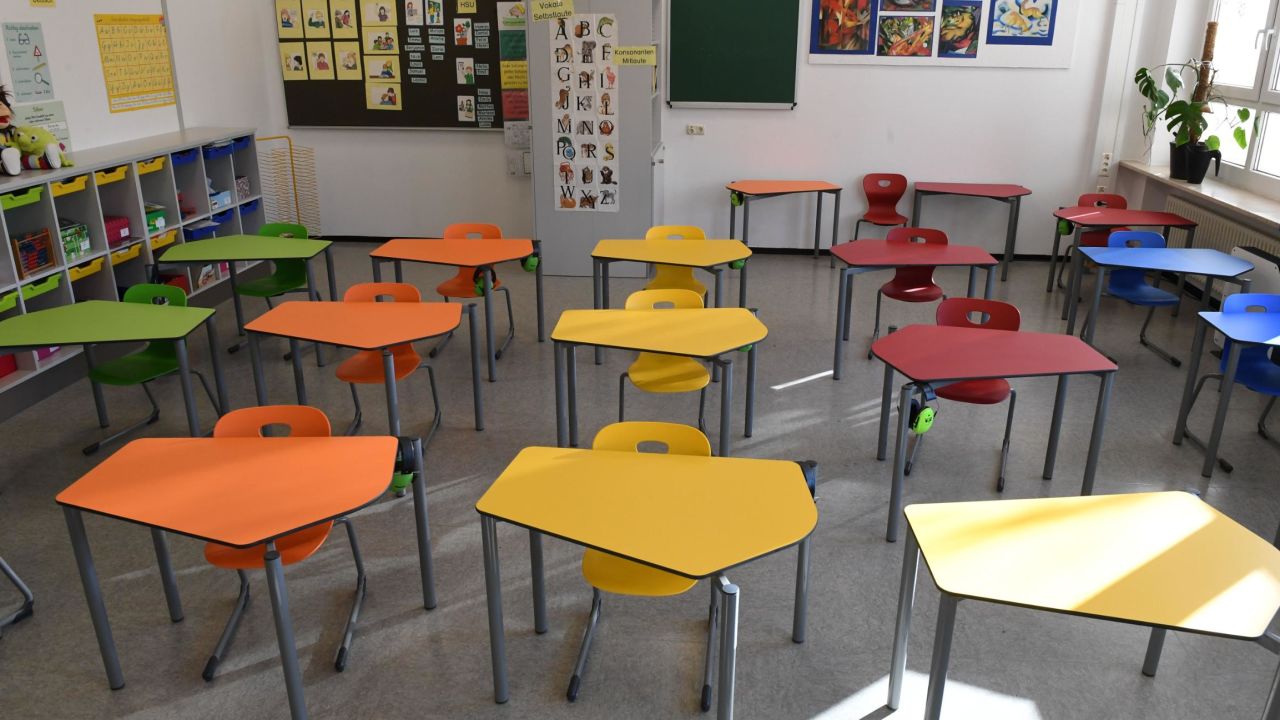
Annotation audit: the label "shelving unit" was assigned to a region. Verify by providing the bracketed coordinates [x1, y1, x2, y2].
[0, 127, 262, 395]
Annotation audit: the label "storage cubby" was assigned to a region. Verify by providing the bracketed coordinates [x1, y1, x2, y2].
[69, 256, 117, 302]
[203, 143, 236, 214]
[94, 165, 146, 251]
[210, 208, 239, 237]
[238, 198, 265, 235]
[137, 156, 181, 240]
[172, 148, 211, 222]
[4, 185, 63, 280]
[52, 174, 108, 263]
[110, 244, 147, 297]
[231, 135, 262, 201]
[20, 271, 70, 313]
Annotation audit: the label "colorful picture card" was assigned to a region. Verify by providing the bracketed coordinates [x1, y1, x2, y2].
[366, 81, 400, 109]
[331, 0, 358, 37]
[879, 0, 934, 10]
[987, 0, 1055, 45]
[277, 0, 303, 38]
[877, 14, 933, 56]
[368, 55, 400, 80]
[335, 41, 361, 79]
[364, 27, 397, 53]
[362, 1, 397, 26]
[811, 0, 877, 56]
[302, 0, 330, 38]
[938, 0, 980, 57]
[280, 42, 308, 79]
[307, 40, 334, 78]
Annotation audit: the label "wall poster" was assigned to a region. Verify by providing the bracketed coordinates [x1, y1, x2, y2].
[549, 13, 618, 212]
[94, 14, 176, 113]
[2, 22, 55, 102]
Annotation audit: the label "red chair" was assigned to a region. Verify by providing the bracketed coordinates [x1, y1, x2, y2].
[431, 222, 515, 360]
[853, 173, 909, 241]
[1056, 193, 1129, 289]
[907, 298, 1021, 491]
[869, 227, 948, 354]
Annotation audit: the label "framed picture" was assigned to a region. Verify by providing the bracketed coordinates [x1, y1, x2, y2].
[810, 0, 877, 56]
[876, 15, 934, 56]
[879, 0, 934, 10]
[987, 0, 1056, 46]
[938, 0, 980, 58]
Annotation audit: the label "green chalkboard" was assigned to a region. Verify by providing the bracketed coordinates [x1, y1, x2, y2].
[667, 0, 799, 108]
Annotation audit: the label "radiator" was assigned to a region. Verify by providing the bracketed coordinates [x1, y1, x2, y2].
[1164, 196, 1280, 297]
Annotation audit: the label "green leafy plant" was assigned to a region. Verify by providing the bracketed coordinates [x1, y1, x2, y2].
[1134, 61, 1251, 151]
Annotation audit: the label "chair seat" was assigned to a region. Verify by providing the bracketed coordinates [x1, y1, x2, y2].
[1106, 282, 1179, 306]
[204, 522, 333, 570]
[582, 549, 697, 597]
[627, 353, 710, 393]
[1080, 227, 1127, 248]
[1236, 355, 1280, 397]
[89, 351, 178, 386]
[881, 278, 944, 303]
[336, 347, 421, 384]
[936, 378, 1011, 405]
[862, 210, 908, 226]
[236, 275, 308, 299]
[437, 271, 503, 298]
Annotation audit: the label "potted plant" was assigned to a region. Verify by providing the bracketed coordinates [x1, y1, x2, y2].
[1133, 22, 1252, 184]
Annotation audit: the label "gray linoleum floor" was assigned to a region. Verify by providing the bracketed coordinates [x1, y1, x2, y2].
[1, 245, 1278, 720]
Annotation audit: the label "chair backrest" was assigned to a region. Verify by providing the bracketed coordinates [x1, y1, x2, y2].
[1077, 193, 1127, 210]
[624, 288, 704, 310]
[1106, 230, 1167, 290]
[936, 297, 1020, 331]
[214, 405, 332, 438]
[644, 225, 706, 241]
[443, 223, 503, 239]
[259, 223, 309, 239]
[344, 281, 421, 303]
[123, 283, 189, 307]
[1220, 293, 1280, 372]
[862, 174, 907, 211]
[886, 227, 947, 247]
[592, 421, 711, 457]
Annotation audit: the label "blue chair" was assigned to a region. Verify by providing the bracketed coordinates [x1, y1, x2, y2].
[1097, 230, 1181, 366]
[1187, 294, 1280, 467]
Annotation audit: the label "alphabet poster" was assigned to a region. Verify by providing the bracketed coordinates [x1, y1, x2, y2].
[549, 13, 618, 213]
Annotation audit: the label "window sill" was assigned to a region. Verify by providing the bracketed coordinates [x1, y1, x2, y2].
[1119, 160, 1280, 232]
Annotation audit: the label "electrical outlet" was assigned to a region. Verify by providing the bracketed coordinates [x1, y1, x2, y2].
[1097, 185, 1107, 193]
[1099, 151, 1113, 177]
[686, 124, 705, 136]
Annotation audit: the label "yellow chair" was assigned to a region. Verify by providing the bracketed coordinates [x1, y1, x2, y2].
[567, 421, 720, 711]
[619, 289, 710, 432]
[644, 225, 708, 297]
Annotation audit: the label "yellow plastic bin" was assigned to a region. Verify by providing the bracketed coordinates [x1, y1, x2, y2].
[51, 175, 89, 198]
[150, 228, 177, 251]
[137, 156, 166, 175]
[69, 257, 105, 282]
[94, 166, 128, 186]
[110, 243, 142, 266]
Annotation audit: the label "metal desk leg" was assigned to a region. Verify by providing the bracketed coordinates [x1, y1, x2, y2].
[910, 189, 922, 226]
[263, 541, 308, 720]
[382, 349, 400, 436]
[887, 384, 913, 542]
[567, 344, 579, 448]
[204, 318, 229, 414]
[729, 193, 736, 239]
[1046, 225, 1064, 293]
[465, 305, 484, 431]
[923, 593, 959, 720]
[409, 437, 437, 610]
[372, 256, 383, 282]
[481, 515, 509, 703]
[324, 247, 338, 301]
[1202, 341, 1242, 478]
[228, 264, 247, 348]
[833, 269, 850, 381]
[1172, 227, 1196, 318]
[1043, 375, 1070, 480]
[64, 506, 124, 690]
[1084, 267, 1107, 344]
[394, 260, 403, 283]
[1001, 196, 1021, 281]
[150, 528, 184, 622]
[877, 363, 894, 460]
[482, 267, 497, 382]
[1262, 656, 1280, 720]
[742, 197, 751, 247]
[985, 265, 996, 299]
[830, 190, 841, 257]
[597, 262, 611, 365]
[966, 266, 977, 298]
[745, 344, 756, 438]
[172, 338, 202, 438]
[1173, 316, 1210, 445]
[248, 332, 269, 406]
[534, 240, 546, 342]
[303, 260, 325, 367]
[1080, 372, 1115, 495]
[592, 258, 603, 365]
[289, 338, 307, 405]
[1063, 227, 1085, 328]
[713, 268, 725, 308]
[718, 357, 734, 457]
[792, 537, 811, 643]
[1142, 627, 1167, 677]
[84, 345, 110, 428]
[813, 191, 823, 257]
[555, 341, 567, 447]
[887, 529, 920, 710]
[716, 576, 740, 720]
[530, 531, 547, 634]
[738, 260, 749, 308]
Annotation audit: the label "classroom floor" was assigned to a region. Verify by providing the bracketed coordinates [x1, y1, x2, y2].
[1, 245, 1278, 719]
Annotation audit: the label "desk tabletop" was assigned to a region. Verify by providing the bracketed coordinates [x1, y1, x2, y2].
[726, 179, 842, 195]
[906, 492, 1280, 639]
[831, 239, 997, 268]
[160, 235, 330, 262]
[0, 300, 212, 348]
[1055, 206, 1196, 228]
[372, 238, 534, 266]
[1080, 247, 1253, 278]
[552, 308, 767, 358]
[914, 182, 1031, 199]
[245, 301, 461, 349]
[57, 437, 397, 548]
[872, 325, 1116, 382]
[1199, 310, 1280, 346]
[477, 446, 816, 579]
[592, 239, 751, 267]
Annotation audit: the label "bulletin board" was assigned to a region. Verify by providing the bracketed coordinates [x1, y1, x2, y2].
[275, 0, 530, 129]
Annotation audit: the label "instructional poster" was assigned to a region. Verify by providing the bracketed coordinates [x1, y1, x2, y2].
[3, 23, 54, 102]
[94, 14, 176, 113]
[550, 13, 618, 212]
[279, 0, 525, 127]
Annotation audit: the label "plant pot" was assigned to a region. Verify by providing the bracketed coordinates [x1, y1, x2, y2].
[1169, 142, 1190, 180]
[1186, 143, 1222, 184]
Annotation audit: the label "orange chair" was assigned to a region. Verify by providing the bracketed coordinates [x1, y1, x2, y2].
[1056, 193, 1129, 289]
[430, 223, 515, 360]
[201, 405, 368, 680]
[643, 225, 709, 298]
[853, 173, 909, 241]
[336, 282, 441, 441]
[619, 289, 711, 431]
[869, 227, 948, 353]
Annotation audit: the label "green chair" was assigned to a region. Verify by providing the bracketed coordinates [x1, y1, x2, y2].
[237, 223, 312, 308]
[83, 284, 221, 455]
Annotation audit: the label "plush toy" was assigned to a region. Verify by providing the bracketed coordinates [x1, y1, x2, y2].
[11, 125, 69, 170]
[0, 85, 21, 176]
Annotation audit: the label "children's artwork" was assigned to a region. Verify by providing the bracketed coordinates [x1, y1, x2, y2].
[987, 0, 1056, 45]
[550, 13, 619, 213]
[368, 55, 400, 80]
[362, 1, 397, 26]
[427, 0, 444, 25]
[938, 0, 980, 57]
[879, 0, 934, 10]
[330, 0, 358, 38]
[302, 0, 330, 38]
[334, 41, 361, 79]
[456, 58, 476, 85]
[280, 42, 309, 80]
[876, 15, 933, 56]
[364, 27, 396, 53]
[810, 0, 876, 55]
[405, 0, 424, 26]
[365, 81, 401, 109]
[307, 41, 335, 79]
[455, 18, 473, 46]
[457, 95, 475, 121]
[277, 0, 303, 38]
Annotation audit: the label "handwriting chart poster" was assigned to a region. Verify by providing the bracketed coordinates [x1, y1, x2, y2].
[95, 15, 175, 113]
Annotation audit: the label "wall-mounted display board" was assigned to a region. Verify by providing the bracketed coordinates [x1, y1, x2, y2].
[808, 0, 1078, 68]
[275, 0, 530, 129]
[667, 0, 798, 109]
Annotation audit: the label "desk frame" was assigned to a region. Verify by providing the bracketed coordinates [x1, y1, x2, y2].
[910, 186, 1028, 282]
[728, 186, 841, 257]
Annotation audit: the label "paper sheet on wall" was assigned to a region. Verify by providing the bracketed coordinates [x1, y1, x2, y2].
[94, 14, 176, 113]
[3, 23, 55, 102]
[12, 100, 71, 151]
[550, 14, 618, 212]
